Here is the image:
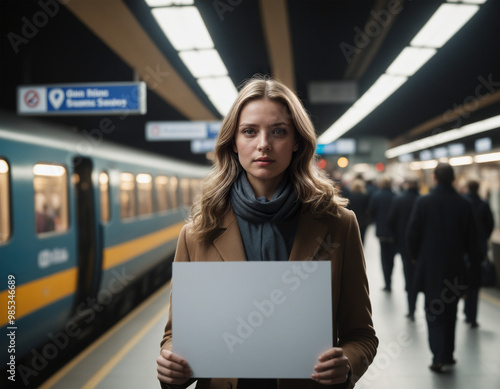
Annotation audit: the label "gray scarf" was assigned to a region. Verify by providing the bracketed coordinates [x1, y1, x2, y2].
[230, 172, 300, 261]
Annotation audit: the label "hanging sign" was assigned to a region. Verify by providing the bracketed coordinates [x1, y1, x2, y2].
[17, 82, 146, 115]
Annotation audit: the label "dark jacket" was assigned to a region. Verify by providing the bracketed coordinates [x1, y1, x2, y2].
[369, 188, 395, 239]
[406, 184, 481, 298]
[347, 191, 371, 230]
[464, 193, 495, 258]
[387, 188, 420, 258]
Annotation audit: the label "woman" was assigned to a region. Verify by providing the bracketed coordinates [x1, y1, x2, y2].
[157, 76, 377, 389]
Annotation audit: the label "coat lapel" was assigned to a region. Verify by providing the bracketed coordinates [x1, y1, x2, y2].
[213, 210, 247, 262]
[289, 213, 328, 262]
[213, 210, 328, 262]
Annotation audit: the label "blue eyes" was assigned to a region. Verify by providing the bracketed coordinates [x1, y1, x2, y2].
[242, 128, 287, 136]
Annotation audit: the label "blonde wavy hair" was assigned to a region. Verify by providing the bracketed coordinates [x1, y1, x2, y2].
[190, 75, 347, 240]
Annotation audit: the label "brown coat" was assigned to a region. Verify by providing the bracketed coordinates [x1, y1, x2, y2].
[160, 207, 378, 389]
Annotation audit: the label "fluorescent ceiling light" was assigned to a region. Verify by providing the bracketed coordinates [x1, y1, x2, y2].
[179, 50, 228, 78]
[318, 75, 407, 144]
[385, 114, 500, 158]
[386, 47, 437, 76]
[197, 76, 238, 116]
[409, 160, 438, 170]
[151, 6, 213, 50]
[449, 156, 473, 166]
[145, 0, 193, 6]
[474, 152, 500, 163]
[447, 0, 487, 4]
[411, 4, 480, 48]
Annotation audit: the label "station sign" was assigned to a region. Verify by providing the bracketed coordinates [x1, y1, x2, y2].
[146, 121, 221, 141]
[17, 82, 147, 115]
[316, 139, 356, 155]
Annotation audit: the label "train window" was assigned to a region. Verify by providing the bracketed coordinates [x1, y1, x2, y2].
[169, 176, 179, 209]
[137, 173, 153, 216]
[191, 179, 201, 204]
[180, 178, 191, 207]
[0, 159, 10, 243]
[155, 176, 169, 212]
[120, 172, 136, 219]
[33, 163, 69, 235]
[99, 172, 110, 222]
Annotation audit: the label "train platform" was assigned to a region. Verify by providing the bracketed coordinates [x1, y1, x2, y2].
[39, 225, 500, 389]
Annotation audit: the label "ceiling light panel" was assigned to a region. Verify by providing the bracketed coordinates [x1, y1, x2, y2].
[151, 6, 214, 50]
[386, 47, 437, 76]
[410, 4, 480, 48]
[145, 0, 193, 6]
[179, 50, 228, 78]
[197, 77, 238, 116]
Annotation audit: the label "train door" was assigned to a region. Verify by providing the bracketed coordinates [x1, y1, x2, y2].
[73, 157, 98, 304]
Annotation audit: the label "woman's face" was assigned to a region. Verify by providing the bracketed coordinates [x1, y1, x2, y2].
[233, 98, 298, 198]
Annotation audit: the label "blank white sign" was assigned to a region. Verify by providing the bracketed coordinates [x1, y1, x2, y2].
[172, 261, 333, 378]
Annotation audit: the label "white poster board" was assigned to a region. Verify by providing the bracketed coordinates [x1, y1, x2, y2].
[172, 261, 333, 378]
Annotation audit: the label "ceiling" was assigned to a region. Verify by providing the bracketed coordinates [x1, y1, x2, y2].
[1, 0, 499, 165]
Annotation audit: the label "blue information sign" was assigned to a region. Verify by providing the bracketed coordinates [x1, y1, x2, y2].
[18, 82, 146, 115]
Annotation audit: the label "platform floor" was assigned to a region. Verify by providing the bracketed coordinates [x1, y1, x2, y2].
[40, 225, 500, 389]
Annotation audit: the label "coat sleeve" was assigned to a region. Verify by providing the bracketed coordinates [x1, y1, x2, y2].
[159, 224, 197, 389]
[336, 210, 378, 388]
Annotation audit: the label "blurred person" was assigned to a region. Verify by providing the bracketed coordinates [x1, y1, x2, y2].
[463, 179, 494, 328]
[369, 176, 396, 292]
[157, 76, 378, 389]
[348, 178, 371, 244]
[407, 163, 480, 373]
[387, 176, 421, 320]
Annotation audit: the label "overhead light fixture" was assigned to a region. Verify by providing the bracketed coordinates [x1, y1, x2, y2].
[179, 50, 228, 78]
[197, 76, 238, 116]
[447, 0, 487, 4]
[147, 1, 238, 117]
[386, 47, 437, 76]
[145, 0, 193, 6]
[319, 1, 486, 144]
[411, 4, 480, 48]
[318, 75, 407, 144]
[151, 6, 213, 51]
[409, 160, 438, 170]
[474, 152, 500, 163]
[449, 155, 473, 166]
[385, 114, 500, 158]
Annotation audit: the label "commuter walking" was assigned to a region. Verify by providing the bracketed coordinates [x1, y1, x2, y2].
[407, 163, 480, 373]
[463, 179, 495, 328]
[369, 176, 396, 291]
[348, 178, 371, 244]
[388, 176, 420, 320]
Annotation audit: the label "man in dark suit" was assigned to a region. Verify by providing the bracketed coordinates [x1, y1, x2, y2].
[388, 176, 420, 321]
[369, 176, 396, 291]
[407, 163, 480, 373]
[463, 179, 495, 327]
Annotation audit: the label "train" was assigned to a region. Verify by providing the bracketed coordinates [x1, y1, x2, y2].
[0, 114, 209, 384]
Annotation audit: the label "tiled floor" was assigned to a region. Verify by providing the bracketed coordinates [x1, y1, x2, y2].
[42, 225, 500, 389]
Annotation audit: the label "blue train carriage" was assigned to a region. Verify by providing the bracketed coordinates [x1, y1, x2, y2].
[0, 114, 208, 372]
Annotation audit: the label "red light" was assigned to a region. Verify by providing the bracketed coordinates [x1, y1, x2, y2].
[376, 162, 385, 172]
[317, 158, 327, 169]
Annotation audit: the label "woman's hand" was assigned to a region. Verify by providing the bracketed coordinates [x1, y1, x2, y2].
[157, 349, 192, 385]
[311, 347, 351, 385]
